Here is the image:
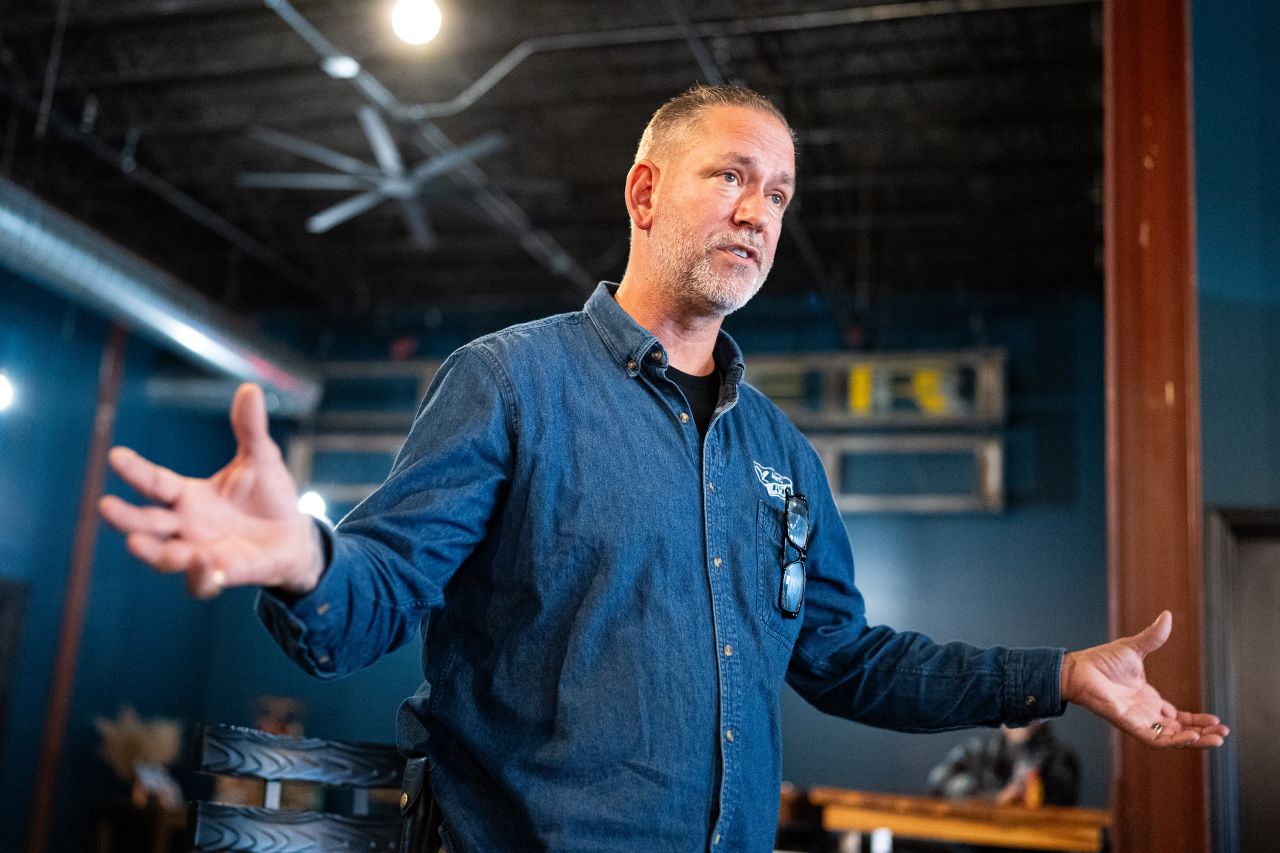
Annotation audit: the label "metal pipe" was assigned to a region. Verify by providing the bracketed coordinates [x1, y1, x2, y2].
[663, 0, 726, 86]
[398, 0, 1098, 121]
[0, 177, 322, 416]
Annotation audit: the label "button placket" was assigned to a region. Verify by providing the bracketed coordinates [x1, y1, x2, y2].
[702, 432, 738, 846]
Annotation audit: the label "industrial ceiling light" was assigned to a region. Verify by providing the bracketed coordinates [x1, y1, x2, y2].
[391, 0, 442, 45]
[0, 372, 14, 411]
[322, 55, 361, 79]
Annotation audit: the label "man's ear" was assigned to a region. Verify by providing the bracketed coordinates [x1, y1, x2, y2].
[624, 160, 658, 232]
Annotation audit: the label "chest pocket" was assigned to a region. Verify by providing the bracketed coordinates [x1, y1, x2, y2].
[755, 499, 804, 651]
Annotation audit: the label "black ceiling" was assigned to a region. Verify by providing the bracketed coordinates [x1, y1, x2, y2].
[0, 0, 1102, 330]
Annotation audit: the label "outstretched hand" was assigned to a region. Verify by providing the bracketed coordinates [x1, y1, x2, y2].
[1061, 611, 1228, 749]
[99, 383, 323, 598]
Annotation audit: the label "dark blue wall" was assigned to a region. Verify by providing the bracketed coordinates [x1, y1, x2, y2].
[732, 294, 1111, 806]
[1193, 0, 1280, 507]
[0, 269, 236, 851]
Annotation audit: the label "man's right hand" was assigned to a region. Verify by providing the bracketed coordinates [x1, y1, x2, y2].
[99, 382, 324, 599]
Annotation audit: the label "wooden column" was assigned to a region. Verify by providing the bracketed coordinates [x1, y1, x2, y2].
[25, 324, 128, 853]
[1104, 1, 1207, 851]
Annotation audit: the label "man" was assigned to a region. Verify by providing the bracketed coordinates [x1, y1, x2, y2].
[100, 85, 1227, 852]
[928, 722, 1080, 807]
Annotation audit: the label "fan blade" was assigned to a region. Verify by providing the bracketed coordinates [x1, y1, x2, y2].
[398, 198, 437, 249]
[357, 106, 405, 176]
[248, 125, 377, 177]
[306, 189, 388, 234]
[238, 172, 375, 191]
[407, 131, 506, 187]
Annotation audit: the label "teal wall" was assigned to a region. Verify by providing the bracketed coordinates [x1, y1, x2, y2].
[0, 269, 235, 850]
[1193, 0, 1280, 507]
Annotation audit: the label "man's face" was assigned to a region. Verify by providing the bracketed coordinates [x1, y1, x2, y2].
[647, 105, 796, 316]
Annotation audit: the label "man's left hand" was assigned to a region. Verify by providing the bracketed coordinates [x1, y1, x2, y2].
[1060, 611, 1229, 749]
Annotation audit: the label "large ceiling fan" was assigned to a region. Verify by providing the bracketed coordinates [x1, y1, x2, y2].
[238, 105, 506, 249]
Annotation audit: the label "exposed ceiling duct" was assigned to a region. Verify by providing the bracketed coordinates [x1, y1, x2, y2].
[0, 177, 322, 417]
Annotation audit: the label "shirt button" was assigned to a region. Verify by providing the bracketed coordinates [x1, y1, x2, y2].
[725, 728, 734, 743]
[1025, 695, 1036, 705]
[723, 644, 733, 657]
[317, 655, 330, 665]
[713, 834, 721, 846]
[626, 358, 637, 371]
[679, 412, 689, 423]
[708, 482, 715, 492]
[650, 350, 663, 362]
[316, 602, 331, 615]
[712, 556, 723, 568]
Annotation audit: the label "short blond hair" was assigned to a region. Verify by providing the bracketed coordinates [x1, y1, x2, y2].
[635, 83, 795, 165]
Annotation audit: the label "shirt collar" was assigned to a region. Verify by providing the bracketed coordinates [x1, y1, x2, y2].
[585, 282, 746, 385]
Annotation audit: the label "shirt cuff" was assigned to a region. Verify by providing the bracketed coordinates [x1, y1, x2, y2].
[255, 520, 346, 678]
[1002, 647, 1066, 723]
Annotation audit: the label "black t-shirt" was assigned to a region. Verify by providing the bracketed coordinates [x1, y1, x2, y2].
[666, 364, 721, 437]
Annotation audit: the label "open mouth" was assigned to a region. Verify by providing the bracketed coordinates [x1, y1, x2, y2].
[720, 244, 759, 264]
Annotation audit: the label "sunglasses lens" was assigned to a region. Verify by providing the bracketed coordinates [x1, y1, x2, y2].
[779, 559, 805, 616]
[786, 497, 809, 550]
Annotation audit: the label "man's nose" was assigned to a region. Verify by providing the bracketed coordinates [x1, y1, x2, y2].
[732, 193, 767, 230]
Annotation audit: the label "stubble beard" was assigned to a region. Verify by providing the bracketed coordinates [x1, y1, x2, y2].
[650, 212, 771, 317]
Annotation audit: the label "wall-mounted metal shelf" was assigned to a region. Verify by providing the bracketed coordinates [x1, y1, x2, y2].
[290, 350, 1007, 518]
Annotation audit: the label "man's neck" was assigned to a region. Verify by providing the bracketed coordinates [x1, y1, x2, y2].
[615, 277, 722, 376]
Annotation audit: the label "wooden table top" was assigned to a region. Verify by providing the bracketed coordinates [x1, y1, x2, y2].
[804, 786, 1112, 852]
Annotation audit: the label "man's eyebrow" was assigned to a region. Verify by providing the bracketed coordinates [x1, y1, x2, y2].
[721, 152, 795, 188]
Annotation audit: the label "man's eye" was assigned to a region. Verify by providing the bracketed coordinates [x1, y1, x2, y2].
[770, 193, 785, 205]
[721, 173, 738, 184]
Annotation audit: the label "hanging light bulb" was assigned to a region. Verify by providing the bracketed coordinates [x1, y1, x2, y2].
[391, 0, 443, 45]
[0, 372, 14, 411]
[297, 490, 328, 520]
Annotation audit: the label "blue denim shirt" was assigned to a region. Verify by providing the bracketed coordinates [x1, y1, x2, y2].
[258, 283, 1064, 852]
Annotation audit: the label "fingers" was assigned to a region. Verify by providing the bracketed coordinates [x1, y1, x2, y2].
[125, 532, 234, 599]
[1141, 710, 1229, 749]
[125, 532, 196, 573]
[1128, 610, 1173, 656]
[1175, 710, 1222, 729]
[99, 495, 181, 538]
[230, 383, 279, 461]
[108, 446, 185, 504]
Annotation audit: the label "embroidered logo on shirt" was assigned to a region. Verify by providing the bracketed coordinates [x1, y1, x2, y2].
[753, 461, 794, 501]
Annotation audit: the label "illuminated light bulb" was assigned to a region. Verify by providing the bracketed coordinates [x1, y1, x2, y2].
[0, 372, 13, 411]
[322, 55, 361, 79]
[297, 490, 328, 520]
[392, 0, 442, 45]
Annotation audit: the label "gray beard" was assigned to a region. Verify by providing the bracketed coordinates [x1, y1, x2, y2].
[649, 216, 770, 317]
